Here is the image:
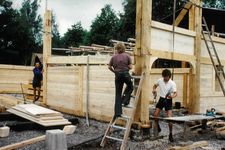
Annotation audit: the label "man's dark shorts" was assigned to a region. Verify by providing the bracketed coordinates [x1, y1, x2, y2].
[32, 80, 41, 88]
[156, 97, 173, 111]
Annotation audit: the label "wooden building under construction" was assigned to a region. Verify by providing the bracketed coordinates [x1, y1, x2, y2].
[0, 0, 225, 126]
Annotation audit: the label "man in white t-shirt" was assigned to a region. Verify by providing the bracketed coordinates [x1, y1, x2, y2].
[152, 69, 177, 142]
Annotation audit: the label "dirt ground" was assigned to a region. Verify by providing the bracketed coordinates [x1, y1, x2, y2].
[0, 95, 225, 150]
[1, 115, 225, 150]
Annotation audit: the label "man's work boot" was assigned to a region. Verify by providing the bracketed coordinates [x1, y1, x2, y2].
[169, 133, 174, 142]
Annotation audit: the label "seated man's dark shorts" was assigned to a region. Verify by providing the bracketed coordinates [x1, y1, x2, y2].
[156, 97, 172, 111]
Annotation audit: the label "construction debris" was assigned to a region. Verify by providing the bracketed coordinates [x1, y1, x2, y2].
[169, 141, 208, 150]
[62, 125, 76, 135]
[0, 126, 10, 138]
[7, 104, 71, 127]
[0, 94, 19, 109]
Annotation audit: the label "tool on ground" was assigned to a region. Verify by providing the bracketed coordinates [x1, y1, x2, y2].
[202, 17, 225, 96]
[206, 108, 216, 116]
[20, 83, 26, 104]
[100, 73, 145, 150]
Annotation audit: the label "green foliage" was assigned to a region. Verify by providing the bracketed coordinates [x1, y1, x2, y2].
[116, 0, 136, 41]
[203, 0, 225, 9]
[51, 13, 61, 48]
[62, 22, 85, 47]
[0, 0, 42, 65]
[88, 4, 120, 45]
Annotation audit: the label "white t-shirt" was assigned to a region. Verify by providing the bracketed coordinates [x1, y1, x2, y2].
[155, 78, 177, 98]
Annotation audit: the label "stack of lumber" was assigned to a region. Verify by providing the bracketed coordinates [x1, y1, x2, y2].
[0, 94, 19, 112]
[7, 104, 71, 127]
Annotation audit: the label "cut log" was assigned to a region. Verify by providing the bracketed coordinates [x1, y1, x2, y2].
[0, 135, 45, 150]
[169, 141, 208, 150]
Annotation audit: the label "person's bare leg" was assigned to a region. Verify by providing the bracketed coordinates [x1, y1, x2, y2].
[153, 108, 161, 135]
[36, 87, 41, 101]
[167, 110, 174, 142]
[33, 88, 36, 103]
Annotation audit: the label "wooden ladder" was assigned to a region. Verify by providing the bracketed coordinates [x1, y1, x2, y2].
[202, 17, 225, 96]
[100, 73, 145, 150]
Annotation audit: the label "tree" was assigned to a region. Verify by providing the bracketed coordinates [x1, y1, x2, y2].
[0, 0, 42, 65]
[203, 0, 225, 9]
[0, 0, 20, 64]
[117, 0, 136, 41]
[51, 13, 62, 48]
[88, 4, 120, 45]
[62, 22, 85, 47]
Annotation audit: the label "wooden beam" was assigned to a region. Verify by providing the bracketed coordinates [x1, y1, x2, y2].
[134, 0, 152, 126]
[152, 21, 196, 37]
[169, 141, 208, 150]
[150, 49, 196, 66]
[47, 56, 110, 65]
[0, 135, 45, 150]
[175, 2, 192, 26]
[43, 10, 52, 105]
[182, 62, 188, 107]
[189, 0, 195, 30]
[190, 0, 202, 113]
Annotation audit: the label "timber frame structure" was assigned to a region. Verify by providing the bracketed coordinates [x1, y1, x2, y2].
[1, 0, 225, 126]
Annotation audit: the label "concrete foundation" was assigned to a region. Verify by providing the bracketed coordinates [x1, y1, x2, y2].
[45, 129, 67, 150]
[0, 126, 10, 137]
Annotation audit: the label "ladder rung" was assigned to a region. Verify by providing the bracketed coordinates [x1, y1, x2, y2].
[105, 136, 123, 142]
[131, 95, 135, 99]
[203, 31, 210, 34]
[118, 115, 130, 120]
[122, 104, 133, 108]
[202, 24, 206, 27]
[134, 85, 139, 88]
[111, 125, 127, 130]
[132, 76, 141, 79]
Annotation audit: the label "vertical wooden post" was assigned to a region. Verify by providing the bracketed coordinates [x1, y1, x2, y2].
[182, 62, 188, 107]
[190, 0, 202, 112]
[43, 10, 52, 105]
[189, 0, 195, 31]
[134, 0, 152, 126]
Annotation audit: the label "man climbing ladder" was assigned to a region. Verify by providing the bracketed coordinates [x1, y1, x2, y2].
[108, 43, 133, 119]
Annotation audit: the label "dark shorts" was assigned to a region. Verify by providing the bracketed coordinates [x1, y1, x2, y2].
[156, 97, 173, 111]
[32, 80, 41, 88]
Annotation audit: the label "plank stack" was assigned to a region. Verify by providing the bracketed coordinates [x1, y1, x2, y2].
[7, 104, 71, 127]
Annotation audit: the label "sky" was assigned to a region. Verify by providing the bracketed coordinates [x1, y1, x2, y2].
[12, 0, 124, 35]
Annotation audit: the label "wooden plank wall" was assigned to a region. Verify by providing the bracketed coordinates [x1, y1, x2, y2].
[46, 66, 83, 115]
[151, 21, 195, 55]
[0, 65, 33, 93]
[45, 65, 187, 120]
[199, 64, 225, 113]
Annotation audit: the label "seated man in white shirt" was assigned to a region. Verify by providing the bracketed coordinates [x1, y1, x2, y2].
[152, 69, 177, 142]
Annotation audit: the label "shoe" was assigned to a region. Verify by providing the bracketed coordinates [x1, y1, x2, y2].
[123, 102, 130, 106]
[113, 114, 122, 120]
[169, 133, 174, 142]
[158, 124, 161, 133]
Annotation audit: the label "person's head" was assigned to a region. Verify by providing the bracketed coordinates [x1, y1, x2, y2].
[162, 69, 171, 82]
[35, 62, 40, 68]
[115, 43, 126, 53]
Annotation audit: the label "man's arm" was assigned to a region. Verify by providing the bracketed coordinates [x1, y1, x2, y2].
[167, 92, 177, 99]
[152, 84, 158, 95]
[128, 64, 132, 70]
[108, 65, 115, 73]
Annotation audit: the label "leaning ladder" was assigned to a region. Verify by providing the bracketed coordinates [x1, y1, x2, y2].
[100, 73, 145, 150]
[202, 17, 225, 96]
